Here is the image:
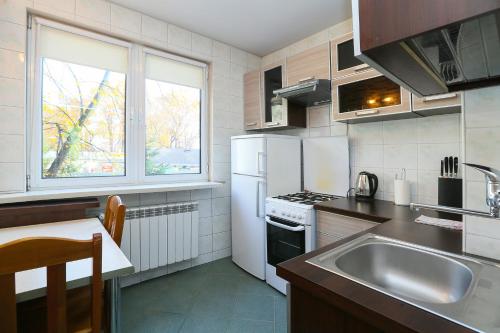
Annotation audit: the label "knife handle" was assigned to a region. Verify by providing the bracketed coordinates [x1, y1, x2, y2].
[444, 157, 449, 176]
[448, 156, 453, 177]
[454, 157, 459, 177]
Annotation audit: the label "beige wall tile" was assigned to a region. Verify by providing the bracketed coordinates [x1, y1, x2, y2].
[35, 0, 75, 14]
[141, 15, 167, 42]
[75, 0, 110, 24]
[0, 48, 24, 80]
[0, 0, 31, 25]
[0, 106, 24, 134]
[0, 21, 25, 52]
[110, 3, 141, 33]
[308, 105, 330, 128]
[168, 24, 191, 50]
[0, 135, 23, 162]
[212, 41, 230, 60]
[0, 78, 24, 107]
[0, 163, 24, 192]
[191, 33, 212, 56]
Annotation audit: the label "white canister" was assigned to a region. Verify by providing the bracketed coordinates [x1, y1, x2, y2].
[394, 179, 411, 206]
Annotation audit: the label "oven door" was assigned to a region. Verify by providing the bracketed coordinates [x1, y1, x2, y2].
[266, 216, 306, 267]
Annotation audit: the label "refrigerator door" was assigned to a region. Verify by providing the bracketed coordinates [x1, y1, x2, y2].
[231, 137, 266, 177]
[303, 136, 350, 196]
[231, 173, 266, 279]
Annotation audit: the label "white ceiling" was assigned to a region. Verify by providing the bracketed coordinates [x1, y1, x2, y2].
[110, 0, 352, 56]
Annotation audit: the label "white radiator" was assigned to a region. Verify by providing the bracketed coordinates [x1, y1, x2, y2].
[121, 202, 199, 273]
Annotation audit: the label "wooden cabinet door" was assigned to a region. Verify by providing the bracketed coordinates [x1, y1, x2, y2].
[316, 211, 377, 247]
[243, 69, 262, 130]
[286, 43, 331, 86]
[412, 92, 461, 113]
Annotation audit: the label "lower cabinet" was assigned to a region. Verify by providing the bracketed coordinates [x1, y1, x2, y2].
[316, 211, 378, 247]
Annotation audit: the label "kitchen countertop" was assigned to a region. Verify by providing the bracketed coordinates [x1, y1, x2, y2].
[277, 197, 472, 333]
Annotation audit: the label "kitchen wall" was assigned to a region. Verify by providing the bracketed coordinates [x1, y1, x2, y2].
[261, 19, 462, 204]
[0, 0, 261, 272]
[463, 86, 500, 259]
[264, 18, 500, 260]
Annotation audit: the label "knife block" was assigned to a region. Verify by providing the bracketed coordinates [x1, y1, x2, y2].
[438, 177, 463, 221]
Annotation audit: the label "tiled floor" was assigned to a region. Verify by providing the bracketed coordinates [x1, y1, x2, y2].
[121, 258, 287, 333]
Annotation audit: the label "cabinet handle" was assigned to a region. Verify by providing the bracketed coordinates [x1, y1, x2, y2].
[354, 64, 370, 72]
[422, 93, 458, 102]
[246, 122, 257, 126]
[298, 76, 315, 83]
[355, 110, 379, 117]
[266, 122, 281, 127]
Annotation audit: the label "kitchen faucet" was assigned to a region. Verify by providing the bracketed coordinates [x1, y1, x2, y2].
[410, 163, 500, 219]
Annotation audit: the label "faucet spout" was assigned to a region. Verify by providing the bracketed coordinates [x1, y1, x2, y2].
[409, 203, 500, 219]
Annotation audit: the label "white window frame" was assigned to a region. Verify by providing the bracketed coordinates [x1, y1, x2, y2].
[27, 17, 209, 190]
[138, 47, 209, 184]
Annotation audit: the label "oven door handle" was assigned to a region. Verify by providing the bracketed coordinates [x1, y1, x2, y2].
[265, 217, 305, 232]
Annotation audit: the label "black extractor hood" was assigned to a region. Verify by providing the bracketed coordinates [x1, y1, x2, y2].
[273, 79, 331, 107]
[353, 0, 500, 96]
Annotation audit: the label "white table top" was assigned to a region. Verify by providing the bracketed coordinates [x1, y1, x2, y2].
[0, 218, 134, 302]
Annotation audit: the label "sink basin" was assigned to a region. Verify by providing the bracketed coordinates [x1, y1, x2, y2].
[334, 242, 473, 304]
[307, 234, 500, 332]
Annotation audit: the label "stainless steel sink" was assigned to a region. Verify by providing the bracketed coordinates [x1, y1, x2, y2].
[335, 242, 473, 304]
[307, 234, 500, 333]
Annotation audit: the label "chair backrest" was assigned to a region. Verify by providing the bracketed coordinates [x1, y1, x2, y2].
[0, 233, 102, 333]
[103, 195, 126, 246]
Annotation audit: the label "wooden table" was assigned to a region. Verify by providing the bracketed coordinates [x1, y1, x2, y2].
[0, 218, 134, 333]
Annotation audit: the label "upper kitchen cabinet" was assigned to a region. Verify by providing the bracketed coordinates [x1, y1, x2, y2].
[331, 32, 370, 79]
[244, 69, 263, 130]
[332, 70, 413, 123]
[352, 0, 500, 96]
[412, 92, 462, 116]
[260, 62, 306, 130]
[286, 43, 331, 86]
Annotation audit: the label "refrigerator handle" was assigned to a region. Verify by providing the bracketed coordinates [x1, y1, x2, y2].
[256, 180, 265, 218]
[256, 181, 260, 217]
[257, 152, 265, 175]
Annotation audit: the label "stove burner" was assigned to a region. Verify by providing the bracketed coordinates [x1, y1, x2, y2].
[273, 192, 341, 205]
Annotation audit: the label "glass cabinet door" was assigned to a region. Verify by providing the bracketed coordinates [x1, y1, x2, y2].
[332, 69, 412, 122]
[331, 32, 370, 78]
[338, 76, 402, 114]
[263, 65, 284, 124]
[337, 39, 363, 71]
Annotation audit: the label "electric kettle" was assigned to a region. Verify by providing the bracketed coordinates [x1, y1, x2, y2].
[355, 171, 378, 198]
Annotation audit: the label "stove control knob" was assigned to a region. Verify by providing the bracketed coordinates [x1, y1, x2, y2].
[298, 215, 303, 220]
[291, 214, 297, 218]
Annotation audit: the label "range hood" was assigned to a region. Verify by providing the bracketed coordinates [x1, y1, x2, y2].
[353, 0, 500, 96]
[273, 79, 331, 107]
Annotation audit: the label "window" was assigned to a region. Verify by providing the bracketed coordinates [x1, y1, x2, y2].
[144, 53, 204, 176]
[28, 18, 208, 189]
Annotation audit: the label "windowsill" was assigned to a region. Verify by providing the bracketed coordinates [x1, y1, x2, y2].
[0, 181, 224, 205]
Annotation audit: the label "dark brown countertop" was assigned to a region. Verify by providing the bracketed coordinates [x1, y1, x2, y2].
[277, 197, 471, 333]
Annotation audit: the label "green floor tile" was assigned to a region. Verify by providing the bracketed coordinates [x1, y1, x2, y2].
[227, 318, 274, 333]
[121, 258, 287, 333]
[233, 294, 275, 321]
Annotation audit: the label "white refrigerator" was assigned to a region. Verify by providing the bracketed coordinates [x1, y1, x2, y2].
[231, 134, 301, 279]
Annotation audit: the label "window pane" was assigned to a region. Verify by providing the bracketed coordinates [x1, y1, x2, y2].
[41, 58, 126, 178]
[145, 79, 201, 175]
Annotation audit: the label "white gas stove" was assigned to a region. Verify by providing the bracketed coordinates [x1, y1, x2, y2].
[264, 191, 342, 294]
[266, 192, 341, 222]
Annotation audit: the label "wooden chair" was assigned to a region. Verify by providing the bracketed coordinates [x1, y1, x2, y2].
[102, 196, 126, 246]
[0, 233, 102, 333]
